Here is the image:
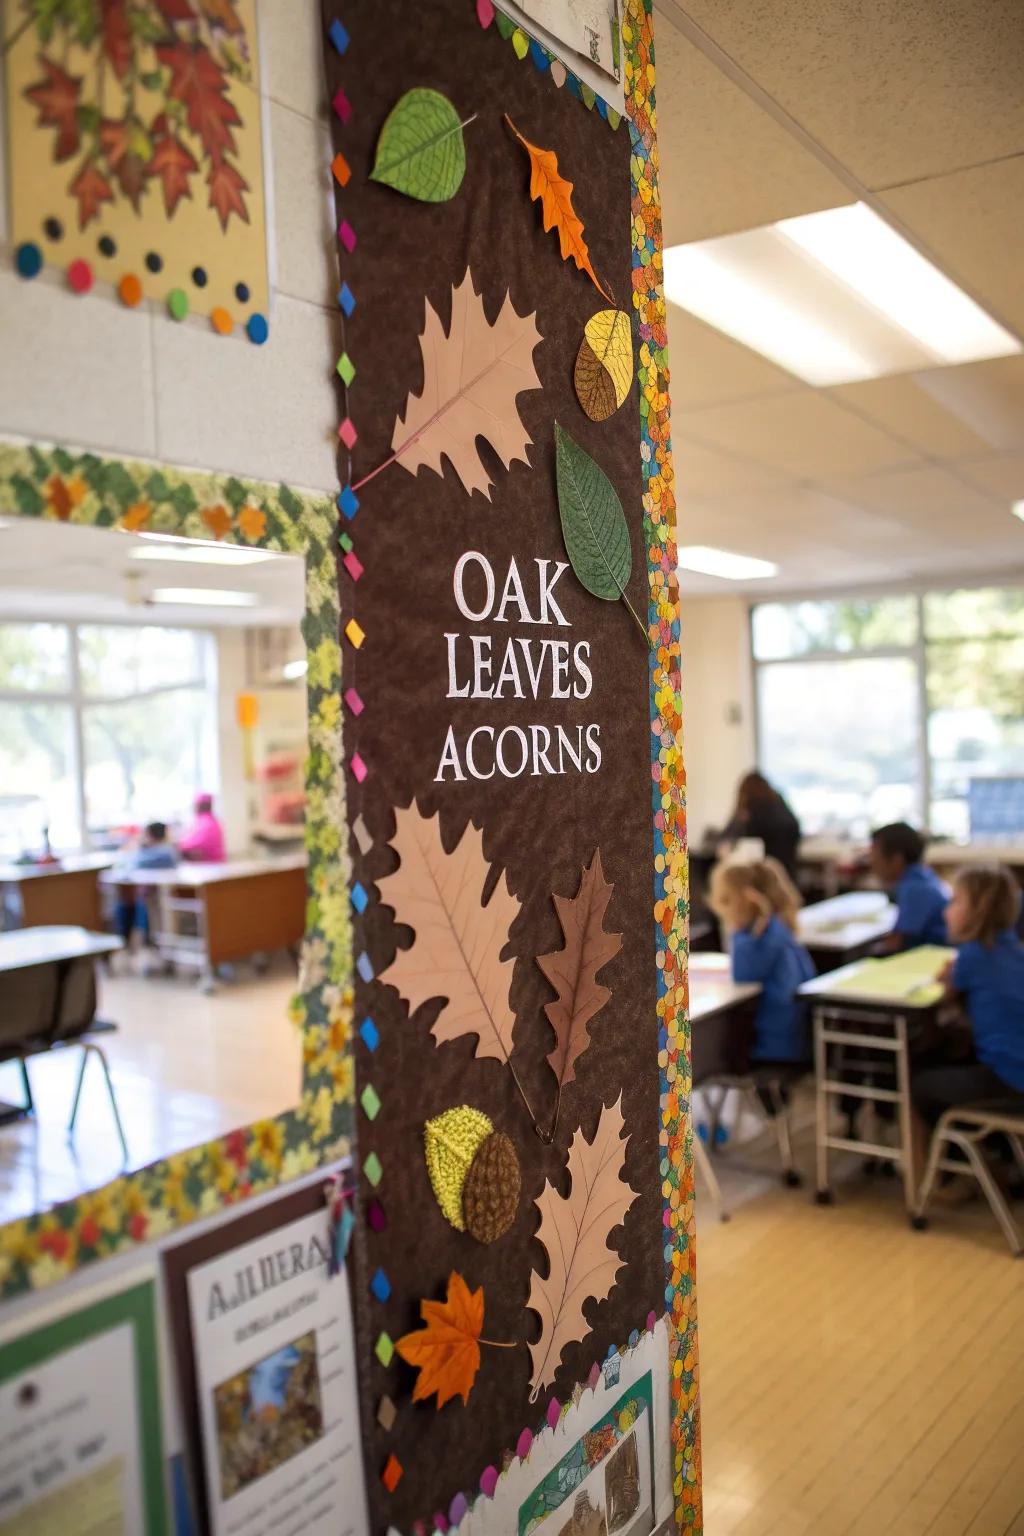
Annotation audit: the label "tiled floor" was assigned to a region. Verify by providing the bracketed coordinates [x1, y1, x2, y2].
[696, 1103, 1024, 1535]
[0, 956, 301, 1221]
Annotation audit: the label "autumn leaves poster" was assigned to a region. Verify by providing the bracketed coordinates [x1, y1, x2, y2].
[326, 3, 668, 1530]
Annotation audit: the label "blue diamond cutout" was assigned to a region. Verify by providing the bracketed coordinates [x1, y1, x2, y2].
[356, 951, 374, 983]
[359, 1017, 380, 1052]
[351, 881, 368, 914]
[338, 282, 356, 317]
[370, 1267, 391, 1303]
[328, 17, 350, 54]
[338, 484, 359, 520]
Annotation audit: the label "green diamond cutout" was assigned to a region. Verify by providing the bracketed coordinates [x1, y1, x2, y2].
[339, 530, 353, 553]
[361, 1084, 382, 1121]
[336, 352, 356, 386]
[364, 1151, 383, 1187]
[375, 1332, 394, 1368]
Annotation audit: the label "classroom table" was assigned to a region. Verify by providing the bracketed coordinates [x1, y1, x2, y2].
[689, 954, 762, 1219]
[798, 891, 896, 969]
[0, 853, 113, 933]
[798, 946, 954, 1216]
[99, 854, 306, 991]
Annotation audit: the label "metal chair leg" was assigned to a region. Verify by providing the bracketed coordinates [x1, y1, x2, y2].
[68, 1044, 129, 1164]
[18, 1058, 34, 1115]
[952, 1130, 1024, 1257]
[893, 1014, 916, 1214]
[814, 1009, 832, 1202]
[913, 1122, 946, 1220]
[693, 1132, 729, 1222]
[768, 1081, 801, 1186]
[68, 1047, 90, 1133]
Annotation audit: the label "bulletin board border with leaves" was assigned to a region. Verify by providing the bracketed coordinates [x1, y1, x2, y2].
[0, 438, 353, 1301]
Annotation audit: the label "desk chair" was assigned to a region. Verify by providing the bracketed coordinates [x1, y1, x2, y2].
[701, 1069, 805, 1188]
[912, 1100, 1024, 1256]
[0, 956, 127, 1162]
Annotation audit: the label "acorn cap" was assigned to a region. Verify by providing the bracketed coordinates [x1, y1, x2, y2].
[463, 1130, 521, 1244]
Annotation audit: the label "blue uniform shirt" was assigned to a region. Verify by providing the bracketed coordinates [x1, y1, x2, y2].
[894, 863, 949, 948]
[952, 931, 1024, 1092]
[731, 915, 816, 1062]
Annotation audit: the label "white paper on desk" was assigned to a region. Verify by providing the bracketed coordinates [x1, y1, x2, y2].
[186, 1210, 368, 1536]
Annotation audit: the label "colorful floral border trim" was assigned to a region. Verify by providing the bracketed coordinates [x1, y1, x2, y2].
[0, 440, 353, 1300]
[479, 4, 623, 129]
[625, 0, 701, 1529]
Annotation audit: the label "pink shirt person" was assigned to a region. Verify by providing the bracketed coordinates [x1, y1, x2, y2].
[178, 793, 226, 863]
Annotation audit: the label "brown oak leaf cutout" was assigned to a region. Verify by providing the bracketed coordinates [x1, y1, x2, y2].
[537, 851, 622, 1139]
[526, 1095, 638, 1398]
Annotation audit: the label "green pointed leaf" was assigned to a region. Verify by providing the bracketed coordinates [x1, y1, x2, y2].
[554, 424, 631, 602]
[370, 88, 467, 203]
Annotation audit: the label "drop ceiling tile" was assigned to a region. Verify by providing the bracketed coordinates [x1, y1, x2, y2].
[661, 0, 1024, 190]
[828, 374, 998, 461]
[679, 392, 921, 479]
[656, 22, 853, 245]
[955, 453, 1024, 504]
[880, 157, 1024, 340]
[913, 354, 1024, 453]
[674, 436, 789, 496]
[823, 465, 1011, 550]
[668, 307, 802, 411]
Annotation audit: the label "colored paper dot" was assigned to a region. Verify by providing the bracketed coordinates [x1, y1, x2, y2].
[210, 307, 233, 335]
[359, 1018, 380, 1052]
[118, 273, 143, 307]
[374, 1332, 394, 1368]
[234, 280, 250, 303]
[67, 259, 92, 294]
[363, 1151, 382, 1186]
[43, 217, 62, 241]
[370, 1267, 390, 1303]
[167, 288, 189, 321]
[15, 243, 42, 279]
[351, 881, 369, 915]
[246, 312, 269, 345]
[191, 265, 208, 287]
[145, 251, 163, 273]
[361, 1084, 381, 1121]
[381, 1454, 402, 1493]
[97, 235, 116, 257]
[336, 351, 356, 386]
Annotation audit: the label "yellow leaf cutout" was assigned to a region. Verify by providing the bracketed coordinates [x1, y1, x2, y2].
[505, 115, 612, 304]
[574, 310, 633, 422]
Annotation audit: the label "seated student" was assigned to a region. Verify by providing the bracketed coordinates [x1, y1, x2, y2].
[912, 865, 1024, 1139]
[870, 821, 950, 950]
[708, 859, 816, 1095]
[113, 821, 178, 944]
[177, 791, 226, 863]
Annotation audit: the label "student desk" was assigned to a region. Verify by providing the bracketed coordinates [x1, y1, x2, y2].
[799, 947, 954, 1216]
[798, 892, 896, 970]
[100, 855, 306, 991]
[0, 854, 113, 932]
[689, 954, 762, 1220]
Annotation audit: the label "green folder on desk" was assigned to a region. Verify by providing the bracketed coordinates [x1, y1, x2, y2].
[825, 946, 955, 1004]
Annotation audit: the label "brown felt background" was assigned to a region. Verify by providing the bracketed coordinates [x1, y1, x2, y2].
[322, 5, 662, 1530]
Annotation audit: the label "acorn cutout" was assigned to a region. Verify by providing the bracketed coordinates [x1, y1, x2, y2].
[424, 1106, 521, 1243]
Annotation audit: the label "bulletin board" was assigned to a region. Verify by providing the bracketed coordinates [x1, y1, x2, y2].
[322, 1, 696, 1531]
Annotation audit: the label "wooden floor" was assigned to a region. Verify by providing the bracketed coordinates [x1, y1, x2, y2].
[696, 1106, 1024, 1535]
[0, 956, 302, 1222]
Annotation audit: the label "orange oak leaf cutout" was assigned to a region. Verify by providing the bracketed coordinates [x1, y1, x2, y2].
[378, 803, 540, 1126]
[504, 116, 613, 305]
[537, 851, 622, 1137]
[396, 1271, 514, 1409]
[527, 1095, 639, 1398]
[352, 270, 542, 501]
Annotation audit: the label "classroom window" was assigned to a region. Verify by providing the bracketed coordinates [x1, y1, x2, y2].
[752, 587, 1024, 839]
[0, 620, 216, 853]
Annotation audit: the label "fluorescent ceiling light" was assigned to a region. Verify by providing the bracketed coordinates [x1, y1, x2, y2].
[677, 546, 778, 581]
[130, 542, 276, 565]
[149, 587, 258, 607]
[282, 658, 308, 680]
[1013, 501, 1024, 523]
[664, 202, 1020, 387]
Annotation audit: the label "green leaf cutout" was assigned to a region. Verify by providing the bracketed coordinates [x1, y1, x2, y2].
[554, 425, 650, 647]
[370, 88, 467, 203]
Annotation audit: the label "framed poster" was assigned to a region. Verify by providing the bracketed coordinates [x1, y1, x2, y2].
[0, 1274, 167, 1534]
[163, 1179, 368, 1536]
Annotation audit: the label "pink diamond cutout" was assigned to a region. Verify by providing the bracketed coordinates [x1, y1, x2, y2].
[332, 86, 352, 123]
[338, 220, 357, 253]
[350, 752, 368, 783]
[338, 418, 358, 450]
[344, 687, 364, 716]
[343, 550, 364, 582]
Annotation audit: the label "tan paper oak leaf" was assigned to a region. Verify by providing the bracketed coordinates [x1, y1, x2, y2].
[391, 269, 542, 500]
[378, 803, 520, 1066]
[526, 1095, 638, 1397]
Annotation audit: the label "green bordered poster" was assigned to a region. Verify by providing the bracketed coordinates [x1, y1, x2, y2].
[0, 1277, 167, 1534]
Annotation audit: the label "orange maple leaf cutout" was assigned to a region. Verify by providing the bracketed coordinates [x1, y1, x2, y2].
[395, 1272, 484, 1409]
[505, 116, 612, 304]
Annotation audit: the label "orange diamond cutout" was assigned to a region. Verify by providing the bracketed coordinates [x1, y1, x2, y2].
[332, 151, 352, 188]
[381, 1453, 402, 1492]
